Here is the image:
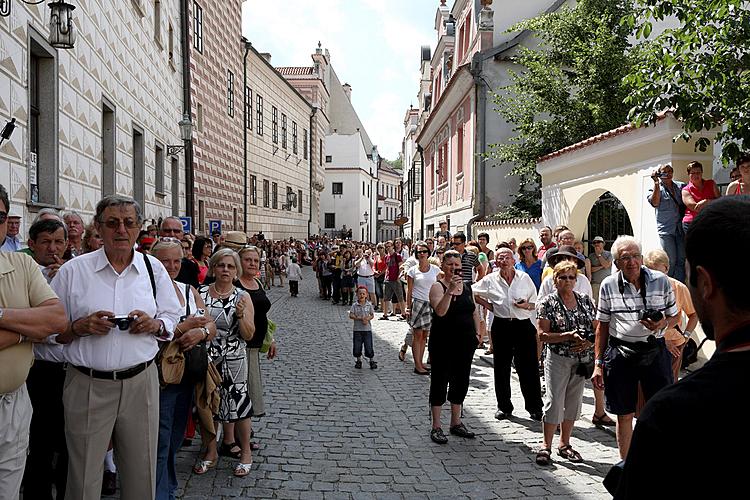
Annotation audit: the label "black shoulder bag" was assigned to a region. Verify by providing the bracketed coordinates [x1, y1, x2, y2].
[181, 283, 209, 384]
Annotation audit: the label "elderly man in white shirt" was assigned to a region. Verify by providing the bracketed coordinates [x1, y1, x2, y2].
[51, 195, 181, 500]
[473, 247, 543, 421]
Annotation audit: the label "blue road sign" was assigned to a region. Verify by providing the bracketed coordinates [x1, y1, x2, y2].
[208, 219, 222, 235]
[179, 216, 192, 234]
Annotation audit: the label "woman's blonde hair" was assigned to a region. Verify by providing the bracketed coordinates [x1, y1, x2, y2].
[553, 261, 579, 281]
[644, 249, 670, 272]
[150, 239, 182, 256]
[238, 245, 261, 259]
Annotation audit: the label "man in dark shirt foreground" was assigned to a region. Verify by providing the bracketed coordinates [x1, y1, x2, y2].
[615, 196, 750, 498]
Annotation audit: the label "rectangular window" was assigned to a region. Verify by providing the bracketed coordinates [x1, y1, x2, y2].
[101, 98, 116, 196]
[250, 175, 257, 205]
[233, 208, 238, 230]
[256, 94, 263, 135]
[192, 2, 203, 53]
[29, 34, 58, 206]
[227, 70, 234, 117]
[272, 106, 278, 144]
[154, 141, 165, 194]
[285, 186, 292, 211]
[199, 199, 205, 233]
[281, 113, 287, 149]
[245, 86, 252, 130]
[272, 182, 278, 209]
[457, 123, 464, 174]
[262, 179, 269, 207]
[168, 22, 174, 62]
[332, 182, 343, 195]
[325, 155, 332, 163]
[362, 181, 365, 196]
[319, 139, 323, 166]
[292, 122, 298, 155]
[303, 129, 308, 159]
[325, 213, 336, 229]
[133, 126, 145, 208]
[298, 189, 303, 213]
[154, 1, 162, 47]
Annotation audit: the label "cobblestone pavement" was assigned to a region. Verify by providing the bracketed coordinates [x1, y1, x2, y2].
[172, 267, 620, 499]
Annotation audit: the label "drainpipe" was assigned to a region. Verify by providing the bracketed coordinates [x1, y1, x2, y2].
[418, 144, 425, 240]
[309, 107, 317, 238]
[242, 39, 251, 233]
[466, 52, 487, 240]
[180, 0, 194, 223]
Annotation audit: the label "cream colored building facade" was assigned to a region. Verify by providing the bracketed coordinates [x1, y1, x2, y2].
[245, 46, 312, 239]
[0, 0, 186, 232]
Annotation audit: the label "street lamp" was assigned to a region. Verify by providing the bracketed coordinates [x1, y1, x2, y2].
[167, 114, 194, 155]
[0, 1, 77, 50]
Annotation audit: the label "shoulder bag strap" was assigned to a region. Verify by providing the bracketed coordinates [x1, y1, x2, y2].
[184, 283, 191, 316]
[143, 253, 156, 300]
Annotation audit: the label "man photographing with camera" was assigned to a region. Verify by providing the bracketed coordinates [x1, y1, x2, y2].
[647, 163, 686, 281]
[591, 236, 678, 460]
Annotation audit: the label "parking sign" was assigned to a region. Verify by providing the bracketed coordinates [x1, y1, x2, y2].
[179, 216, 192, 234]
[208, 220, 222, 235]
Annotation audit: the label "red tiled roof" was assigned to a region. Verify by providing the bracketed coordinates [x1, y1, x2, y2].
[538, 111, 671, 163]
[276, 66, 314, 75]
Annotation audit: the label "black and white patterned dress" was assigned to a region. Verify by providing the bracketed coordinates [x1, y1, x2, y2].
[199, 286, 252, 422]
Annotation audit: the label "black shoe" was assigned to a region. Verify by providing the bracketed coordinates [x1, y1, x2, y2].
[378, 315, 390, 320]
[355, 359, 362, 369]
[102, 470, 117, 496]
[370, 360, 378, 369]
[529, 412, 543, 422]
[494, 409, 512, 420]
[414, 368, 430, 375]
[449, 423, 476, 439]
[430, 427, 448, 444]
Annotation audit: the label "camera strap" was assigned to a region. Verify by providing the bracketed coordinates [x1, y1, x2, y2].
[143, 253, 157, 300]
[617, 268, 647, 311]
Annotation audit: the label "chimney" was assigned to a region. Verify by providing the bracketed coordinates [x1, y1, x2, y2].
[342, 83, 352, 101]
[259, 52, 272, 63]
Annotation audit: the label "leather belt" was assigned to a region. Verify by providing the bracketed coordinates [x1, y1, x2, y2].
[358, 275, 374, 278]
[495, 317, 522, 322]
[74, 359, 153, 380]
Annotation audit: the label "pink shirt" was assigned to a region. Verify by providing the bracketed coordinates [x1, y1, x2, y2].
[682, 179, 718, 223]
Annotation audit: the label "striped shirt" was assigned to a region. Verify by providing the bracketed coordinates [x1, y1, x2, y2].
[460, 251, 480, 284]
[596, 266, 677, 343]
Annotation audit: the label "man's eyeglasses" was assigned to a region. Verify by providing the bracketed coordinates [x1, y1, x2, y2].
[102, 218, 139, 229]
[0, 211, 7, 224]
[556, 275, 577, 281]
[617, 254, 642, 263]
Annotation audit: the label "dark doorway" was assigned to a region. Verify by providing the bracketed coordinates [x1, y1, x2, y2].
[585, 191, 633, 252]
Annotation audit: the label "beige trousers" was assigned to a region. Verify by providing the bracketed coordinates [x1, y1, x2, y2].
[63, 363, 159, 500]
[0, 384, 32, 500]
[247, 348, 265, 417]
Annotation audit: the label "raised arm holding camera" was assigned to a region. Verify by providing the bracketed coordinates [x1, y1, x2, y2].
[646, 163, 686, 281]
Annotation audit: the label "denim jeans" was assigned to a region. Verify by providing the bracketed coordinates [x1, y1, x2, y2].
[353, 330, 375, 359]
[659, 232, 685, 282]
[155, 381, 194, 500]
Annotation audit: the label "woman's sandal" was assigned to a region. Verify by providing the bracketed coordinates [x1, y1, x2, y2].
[218, 442, 241, 459]
[234, 461, 253, 477]
[398, 345, 407, 361]
[558, 444, 583, 463]
[193, 458, 217, 475]
[592, 413, 616, 427]
[536, 448, 552, 466]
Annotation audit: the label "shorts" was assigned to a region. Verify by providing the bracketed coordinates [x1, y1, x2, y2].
[358, 276, 375, 294]
[408, 299, 432, 331]
[603, 337, 673, 415]
[383, 280, 404, 303]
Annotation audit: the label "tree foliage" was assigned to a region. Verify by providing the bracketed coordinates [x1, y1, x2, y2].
[487, 0, 635, 219]
[624, 0, 750, 162]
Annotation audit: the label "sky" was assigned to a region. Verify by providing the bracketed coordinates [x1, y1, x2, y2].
[241, 0, 438, 160]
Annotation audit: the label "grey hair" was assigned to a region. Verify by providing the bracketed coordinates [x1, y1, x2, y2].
[611, 235, 641, 261]
[208, 248, 243, 279]
[151, 239, 182, 256]
[160, 216, 182, 230]
[62, 210, 84, 223]
[0, 184, 9, 213]
[94, 195, 142, 224]
[32, 207, 62, 225]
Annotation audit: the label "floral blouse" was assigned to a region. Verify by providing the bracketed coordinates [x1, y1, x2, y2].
[536, 290, 596, 362]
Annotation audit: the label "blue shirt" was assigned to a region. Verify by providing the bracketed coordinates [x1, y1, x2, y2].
[647, 180, 685, 235]
[515, 259, 543, 291]
[0, 235, 24, 252]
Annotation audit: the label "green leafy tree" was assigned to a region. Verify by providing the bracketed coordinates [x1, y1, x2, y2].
[623, 0, 750, 162]
[488, 0, 634, 219]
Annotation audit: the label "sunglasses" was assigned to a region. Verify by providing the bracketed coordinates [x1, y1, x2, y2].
[0, 211, 7, 224]
[102, 218, 140, 229]
[416, 250, 430, 255]
[520, 246, 533, 251]
[557, 275, 577, 281]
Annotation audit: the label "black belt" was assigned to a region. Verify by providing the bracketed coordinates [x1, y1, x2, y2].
[495, 317, 523, 322]
[74, 359, 153, 380]
[358, 275, 374, 278]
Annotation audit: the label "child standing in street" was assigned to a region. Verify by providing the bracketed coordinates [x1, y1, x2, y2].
[350, 286, 377, 369]
[287, 257, 302, 297]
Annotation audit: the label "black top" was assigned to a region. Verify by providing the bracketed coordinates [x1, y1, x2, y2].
[615, 326, 750, 499]
[176, 257, 200, 289]
[429, 281, 476, 349]
[236, 278, 271, 349]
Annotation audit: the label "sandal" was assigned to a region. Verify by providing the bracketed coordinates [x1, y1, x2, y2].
[193, 458, 217, 475]
[398, 345, 407, 362]
[535, 448, 552, 466]
[233, 461, 252, 477]
[592, 413, 616, 427]
[218, 442, 241, 459]
[557, 444, 583, 463]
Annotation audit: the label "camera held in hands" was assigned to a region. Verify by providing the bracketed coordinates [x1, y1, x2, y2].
[108, 315, 135, 331]
[639, 309, 664, 322]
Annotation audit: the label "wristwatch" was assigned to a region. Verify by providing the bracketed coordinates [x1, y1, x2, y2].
[683, 330, 693, 340]
[595, 359, 605, 367]
[0, 307, 4, 321]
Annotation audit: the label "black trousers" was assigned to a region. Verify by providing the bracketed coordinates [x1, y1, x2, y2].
[289, 280, 299, 296]
[331, 271, 342, 302]
[320, 275, 332, 298]
[429, 339, 475, 407]
[23, 360, 68, 500]
[491, 318, 543, 415]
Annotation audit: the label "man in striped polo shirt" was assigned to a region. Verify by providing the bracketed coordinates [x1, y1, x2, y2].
[451, 233, 484, 284]
[591, 235, 678, 460]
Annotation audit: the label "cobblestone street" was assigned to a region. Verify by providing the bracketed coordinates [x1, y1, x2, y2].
[174, 267, 620, 499]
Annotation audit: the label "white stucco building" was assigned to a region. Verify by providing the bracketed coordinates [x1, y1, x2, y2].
[377, 162, 401, 242]
[0, 0, 186, 233]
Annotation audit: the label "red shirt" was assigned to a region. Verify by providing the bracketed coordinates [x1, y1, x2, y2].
[384, 253, 402, 282]
[538, 242, 556, 260]
[682, 179, 718, 223]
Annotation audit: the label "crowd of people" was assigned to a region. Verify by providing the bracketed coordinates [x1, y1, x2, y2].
[1, 152, 748, 499]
